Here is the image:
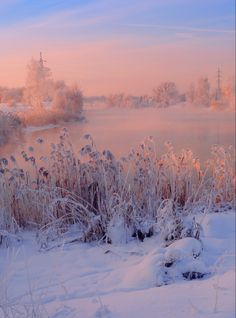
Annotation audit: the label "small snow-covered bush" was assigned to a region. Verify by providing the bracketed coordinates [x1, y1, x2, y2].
[0, 111, 22, 146]
[52, 83, 83, 116]
[0, 133, 235, 247]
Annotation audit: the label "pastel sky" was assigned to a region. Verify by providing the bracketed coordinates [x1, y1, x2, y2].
[0, 0, 235, 95]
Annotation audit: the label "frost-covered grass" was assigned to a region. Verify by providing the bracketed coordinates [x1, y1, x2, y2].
[0, 131, 235, 247]
[0, 111, 22, 147]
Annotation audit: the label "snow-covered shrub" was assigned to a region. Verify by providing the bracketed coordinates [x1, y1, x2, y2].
[0, 111, 22, 146]
[0, 205, 21, 248]
[52, 83, 83, 116]
[0, 86, 24, 106]
[107, 213, 133, 244]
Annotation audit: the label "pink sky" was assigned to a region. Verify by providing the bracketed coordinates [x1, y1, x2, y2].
[0, 0, 234, 95]
[1, 38, 234, 95]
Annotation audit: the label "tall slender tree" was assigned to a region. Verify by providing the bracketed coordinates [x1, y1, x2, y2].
[24, 53, 52, 110]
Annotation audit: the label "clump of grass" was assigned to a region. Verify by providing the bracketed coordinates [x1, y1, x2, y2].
[0, 132, 235, 247]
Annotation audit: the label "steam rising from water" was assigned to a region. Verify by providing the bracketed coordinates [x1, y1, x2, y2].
[1, 105, 234, 164]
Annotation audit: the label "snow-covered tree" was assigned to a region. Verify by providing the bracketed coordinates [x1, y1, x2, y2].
[195, 78, 211, 107]
[24, 54, 53, 110]
[153, 82, 179, 107]
[222, 77, 235, 110]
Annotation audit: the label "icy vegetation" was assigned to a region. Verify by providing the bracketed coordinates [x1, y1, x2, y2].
[0, 56, 235, 318]
[21, 56, 83, 126]
[0, 132, 234, 248]
[0, 55, 84, 147]
[0, 54, 83, 128]
[1, 56, 235, 113]
[93, 76, 235, 110]
[0, 128, 235, 318]
[0, 111, 22, 147]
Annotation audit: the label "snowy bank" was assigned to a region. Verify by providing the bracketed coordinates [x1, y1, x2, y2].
[0, 211, 235, 318]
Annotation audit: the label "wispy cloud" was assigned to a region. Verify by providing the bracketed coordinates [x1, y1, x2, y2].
[175, 32, 195, 39]
[0, 0, 158, 30]
[120, 23, 235, 34]
[0, 0, 234, 93]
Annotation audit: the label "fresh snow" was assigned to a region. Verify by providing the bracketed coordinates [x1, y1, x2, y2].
[0, 212, 235, 318]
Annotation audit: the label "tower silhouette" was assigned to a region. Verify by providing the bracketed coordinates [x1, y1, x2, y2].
[39, 52, 46, 67]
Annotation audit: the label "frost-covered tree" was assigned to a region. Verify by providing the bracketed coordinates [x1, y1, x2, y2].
[222, 77, 235, 110]
[153, 82, 179, 107]
[195, 78, 211, 107]
[24, 53, 53, 110]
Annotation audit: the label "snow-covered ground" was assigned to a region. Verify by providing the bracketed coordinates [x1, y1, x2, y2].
[0, 212, 235, 318]
[24, 124, 59, 133]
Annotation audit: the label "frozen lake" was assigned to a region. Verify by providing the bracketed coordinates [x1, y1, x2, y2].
[1, 104, 235, 163]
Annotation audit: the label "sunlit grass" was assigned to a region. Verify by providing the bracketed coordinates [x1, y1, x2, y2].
[0, 131, 235, 247]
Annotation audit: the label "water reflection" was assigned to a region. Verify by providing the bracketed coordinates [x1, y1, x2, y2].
[0, 106, 235, 167]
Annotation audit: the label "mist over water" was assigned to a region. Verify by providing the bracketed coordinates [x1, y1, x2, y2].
[1, 105, 235, 165]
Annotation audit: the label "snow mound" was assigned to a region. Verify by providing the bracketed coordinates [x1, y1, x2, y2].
[158, 238, 208, 284]
[122, 252, 163, 289]
[121, 238, 206, 289]
[165, 237, 202, 262]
